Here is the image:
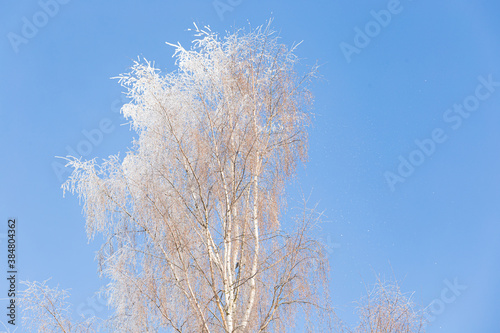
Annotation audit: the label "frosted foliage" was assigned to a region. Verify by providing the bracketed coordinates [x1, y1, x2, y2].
[61, 23, 331, 332]
[20, 280, 100, 333]
[352, 280, 426, 333]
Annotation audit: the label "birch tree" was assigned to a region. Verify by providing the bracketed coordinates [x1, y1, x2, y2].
[55, 23, 331, 332]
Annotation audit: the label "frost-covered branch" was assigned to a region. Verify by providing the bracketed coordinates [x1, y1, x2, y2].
[20, 280, 101, 333]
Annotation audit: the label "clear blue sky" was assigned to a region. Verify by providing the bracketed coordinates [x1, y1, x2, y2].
[1, 0, 500, 332]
